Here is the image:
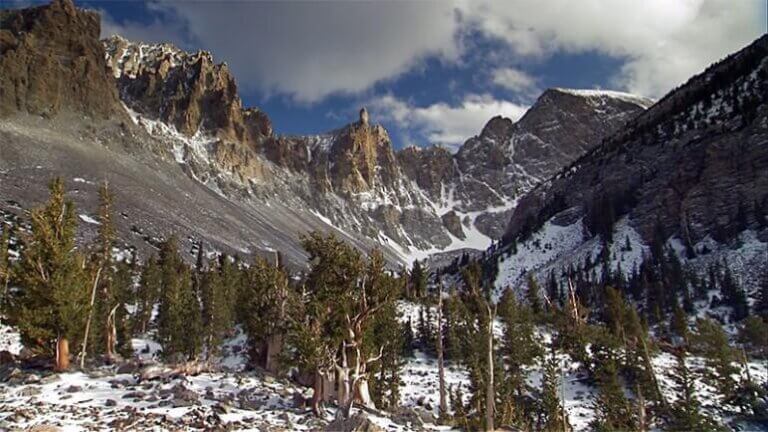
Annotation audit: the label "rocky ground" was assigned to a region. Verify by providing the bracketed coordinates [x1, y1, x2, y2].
[0, 324, 446, 432]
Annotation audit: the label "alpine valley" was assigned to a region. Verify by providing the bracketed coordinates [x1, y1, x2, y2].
[0, 1, 767, 432]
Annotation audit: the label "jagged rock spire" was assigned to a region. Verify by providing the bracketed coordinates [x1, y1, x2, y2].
[359, 107, 369, 126]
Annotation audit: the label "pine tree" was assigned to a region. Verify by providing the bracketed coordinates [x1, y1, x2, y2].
[240, 256, 291, 371]
[200, 265, 230, 358]
[6, 178, 90, 370]
[669, 301, 690, 345]
[693, 318, 739, 404]
[156, 238, 201, 361]
[411, 259, 427, 299]
[590, 331, 636, 431]
[667, 348, 722, 431]
[525, 274, 542, 316]
[539, 345, 567, 432]
[134, 255, 161, 334]
[417, 304, 435, 354]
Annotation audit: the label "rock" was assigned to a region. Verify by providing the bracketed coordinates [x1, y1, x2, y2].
[0, 0, 125, 119]
[416, 408, 436, 425]
[65, 385, 82, 393]
[213, 401, 232, 415]
[0, 366, 22, 382]
[292, 392, 308, 409]
[23, 373, 41, 384]
[122, 391, 145, 400]
[139, 364, 172, 382]
[105, 399, 117, 407]
[116, 361, 140, 375]
[18, 386, 41, 397]
[26, 425, 61, 432]
[40, 374, 60, 384]
[441, 211, 465, 240]
[391, 408, 424, 427]
[0, 350, 15, 365]
[170, 383, 199, 403]
[325, 413, 385, 432]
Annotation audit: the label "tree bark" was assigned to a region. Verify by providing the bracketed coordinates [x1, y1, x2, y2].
[265, 334, 283, 374]
[105, 304, 118, 360]
[55, 336, 70, 372]
[311, 370, 324, 417]
[79, 267, 102, 368]
[486, 304, 495, 432]
[437, 284, 448, 416]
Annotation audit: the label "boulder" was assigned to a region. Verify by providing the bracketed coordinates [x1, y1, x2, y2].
[325, 413, 384, 432]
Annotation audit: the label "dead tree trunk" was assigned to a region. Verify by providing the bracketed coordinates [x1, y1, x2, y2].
[486, 303, 496, 432]
[437, 282, 448, 417]
[79, 267, 102, 368]
[105, 304, 118, 360]
[311, 370, 325, 417]
[55, 336, 70, 372]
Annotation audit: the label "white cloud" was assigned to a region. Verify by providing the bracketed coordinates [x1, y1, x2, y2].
[458, 0, 765, 97]
[102, 1, 459, 104]
[491, 67, 538, 94]
[369, 94, 528, 151]
[96, 0, 764, 102]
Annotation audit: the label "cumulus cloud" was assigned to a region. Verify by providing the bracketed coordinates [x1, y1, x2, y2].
[369, 94, 528, 151]
[458, 0, 765, 97]
[491, 67, 538, 95]
[102, 1, 459, 103]
[97, 0, 764, 102]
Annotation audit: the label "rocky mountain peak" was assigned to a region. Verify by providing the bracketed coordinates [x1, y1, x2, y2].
[104, 36, 272, 152]
[319, 119, 399, 196]
[0, 0, 124, 118]
[479, 115, 514, 140]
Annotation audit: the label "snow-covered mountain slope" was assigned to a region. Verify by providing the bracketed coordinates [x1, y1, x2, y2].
[494, 34, 768, 292]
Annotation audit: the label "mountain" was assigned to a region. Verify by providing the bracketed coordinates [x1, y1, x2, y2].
[399, 88, 652, 241]
[494, 34, 768, 292]
[1, 0, 651, 267]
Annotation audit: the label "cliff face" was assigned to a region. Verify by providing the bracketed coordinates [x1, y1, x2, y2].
[503, 35, 768, 250]
[0, 0, 123, 118]
[104, 36, 272, 152]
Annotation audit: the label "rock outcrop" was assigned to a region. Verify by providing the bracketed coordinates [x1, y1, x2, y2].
[104, 36, 272, 151]
[0, 0, 123, 118]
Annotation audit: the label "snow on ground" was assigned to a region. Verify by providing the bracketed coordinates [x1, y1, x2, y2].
[0, 321, 22, 355]
[78, 214, 101, 225]
[553, 88, 655, 109]
[495, 216, 585, 292]
[400, 350, 470, 415]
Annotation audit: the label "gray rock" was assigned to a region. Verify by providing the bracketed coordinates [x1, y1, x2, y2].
[325, 413, 384, 432]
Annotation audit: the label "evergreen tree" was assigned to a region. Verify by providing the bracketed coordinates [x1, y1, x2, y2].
[693, 318, 739, 404]
[411, 259, 428, 299]
[590, 330, 636, 431]
[667, 348, 722, 431]
[240, 256, 291, 371]
[156, 238, 201, 361]
[200, 264, 230, 358]
[539, 345, 567, 432]
[417, 304, 435, 354]
[134, 255, 161, 334]
[525, 274, 542, 316]
[670, 301, 690, 344]
[6, 178, 90, 370]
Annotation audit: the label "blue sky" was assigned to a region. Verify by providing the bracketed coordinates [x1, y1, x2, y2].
[10, 0, 767, 150]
